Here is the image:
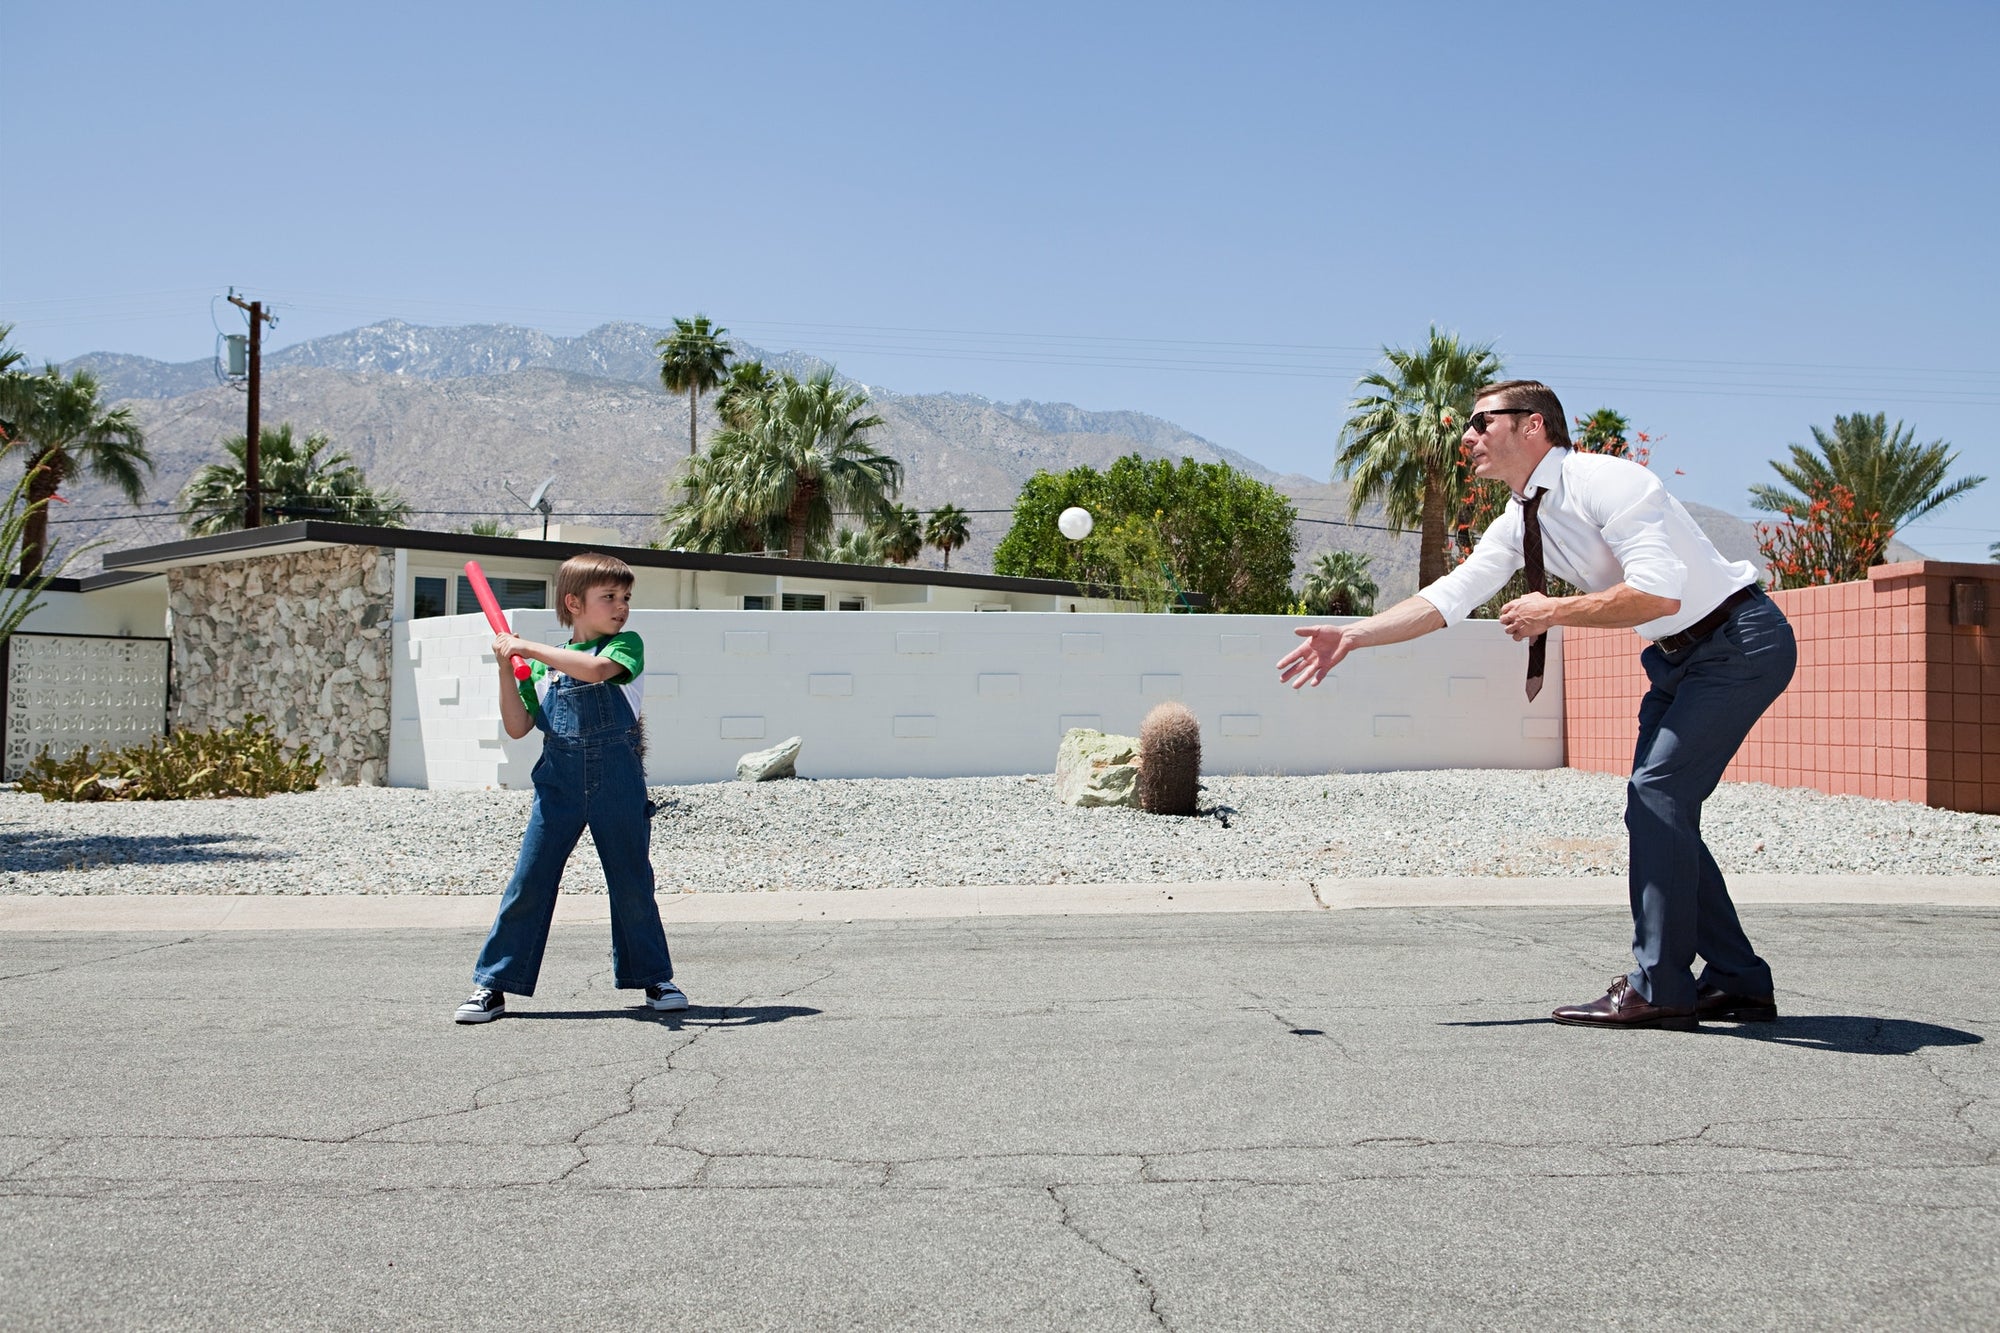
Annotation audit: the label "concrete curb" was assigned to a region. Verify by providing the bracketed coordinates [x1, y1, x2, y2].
[1, 875, 1995, 930]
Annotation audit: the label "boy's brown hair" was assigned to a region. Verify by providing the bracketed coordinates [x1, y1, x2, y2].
[1475, 379, 1572, 449]
[554, 552, 635, 628]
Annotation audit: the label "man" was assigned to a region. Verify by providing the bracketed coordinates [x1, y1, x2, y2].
[1279, 380, 1797, 1030]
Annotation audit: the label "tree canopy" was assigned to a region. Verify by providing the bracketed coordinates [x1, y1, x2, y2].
[180, 424, 410, 535]
[659, 369, 902, 560]
[0, 363, 151, 576]
[655, 315, 733, 457]
[1336, 327, 1501, 588]
[993, 455, 1297, 614]
[1748, 412, 1983, 558]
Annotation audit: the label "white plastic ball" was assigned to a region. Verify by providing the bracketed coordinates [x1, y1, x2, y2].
[1057, 506, 1094, 541]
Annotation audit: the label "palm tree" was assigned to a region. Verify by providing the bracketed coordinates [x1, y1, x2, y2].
[2, 365, 151, 577]
[662, 370, 901, 560]
[659, 429, 786, 553]
[1299, 549, 1378, 616]
[714, 359, 777, 430]
[874, 503, 924, 564]
[1336, 327, 1501, 587]
[817, 526, 887, 565]
[926, 504, 971, 571]
[180, 424, 410, 535]
[1573, 408, 1632, 457]
[1748, 412, 1984, 559]
[655, 315, 733, 457]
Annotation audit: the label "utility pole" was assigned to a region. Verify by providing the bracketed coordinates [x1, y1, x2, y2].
[227, 290, 278, 527]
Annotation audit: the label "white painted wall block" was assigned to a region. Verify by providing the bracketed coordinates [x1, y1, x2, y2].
[391, 611, 1566, 788]
[1062, 633, 1104, 656]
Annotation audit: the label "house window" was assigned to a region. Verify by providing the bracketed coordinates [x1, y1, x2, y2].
[457, 576, 547, 615]
[743, 594, 773, 610]
[973, 602, 1012, 612]
[837, 597, 867, 611]
[780, 593, 827, 611]
[413, 576, 449, 619]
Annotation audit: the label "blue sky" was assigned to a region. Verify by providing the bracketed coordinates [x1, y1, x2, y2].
[4, 0, 1995, 557]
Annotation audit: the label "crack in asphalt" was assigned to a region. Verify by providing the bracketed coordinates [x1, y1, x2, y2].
[0, 934, 206, 984]
[1047, 1185, 1171, 1332]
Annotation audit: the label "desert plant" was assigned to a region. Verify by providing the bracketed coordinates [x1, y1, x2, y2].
[17, 714, 325, 801]
[1137, 701, 1201, 816]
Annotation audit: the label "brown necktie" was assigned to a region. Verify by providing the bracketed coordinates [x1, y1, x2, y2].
[1522, 489, 1546, 701]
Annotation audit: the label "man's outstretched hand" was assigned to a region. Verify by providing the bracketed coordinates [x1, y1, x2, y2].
[1277, 624, 1358, 689]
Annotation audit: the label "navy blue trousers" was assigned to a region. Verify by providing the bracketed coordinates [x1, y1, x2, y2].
[1625, 589, 1797, 1008]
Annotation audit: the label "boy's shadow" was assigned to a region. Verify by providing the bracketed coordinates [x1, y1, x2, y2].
[515, 1003, 819, 1029]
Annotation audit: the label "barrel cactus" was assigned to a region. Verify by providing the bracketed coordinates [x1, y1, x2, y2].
[1137, 701, 1201, 815]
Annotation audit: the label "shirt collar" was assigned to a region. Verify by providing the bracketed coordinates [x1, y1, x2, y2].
[1514, 447, 1567, 503]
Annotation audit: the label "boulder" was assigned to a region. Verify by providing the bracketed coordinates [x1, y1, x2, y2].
[737, 736, 802, 783]
[1055, 728, 1142, 808]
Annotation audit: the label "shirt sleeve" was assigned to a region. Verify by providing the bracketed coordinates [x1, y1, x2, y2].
[1414, 507, 1525, 627]
[599, 631, 643, 683]
[516, 661, 545, 724]
[1591, 470, 1689, 601]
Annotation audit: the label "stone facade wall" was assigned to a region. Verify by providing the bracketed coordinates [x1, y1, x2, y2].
[168, 545, 394, 786]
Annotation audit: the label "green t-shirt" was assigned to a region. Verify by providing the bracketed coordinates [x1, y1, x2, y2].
[517, 630, 644, 727]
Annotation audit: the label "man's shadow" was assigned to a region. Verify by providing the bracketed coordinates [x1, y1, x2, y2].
[513, 1003, 819, 1029]
[1706, 1015, 1983, 1055]
[1443, 1014, 1982, 1055]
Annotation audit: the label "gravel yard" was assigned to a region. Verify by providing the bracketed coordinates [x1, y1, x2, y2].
[1, 769, 1994, 895]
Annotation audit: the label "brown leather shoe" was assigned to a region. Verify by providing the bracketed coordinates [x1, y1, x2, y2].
[1551, 977, 1697, 1031]
[1694, 984, 1778, 1023]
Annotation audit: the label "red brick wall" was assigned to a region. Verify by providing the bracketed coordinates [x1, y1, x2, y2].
[1563, 561, 1999, 814]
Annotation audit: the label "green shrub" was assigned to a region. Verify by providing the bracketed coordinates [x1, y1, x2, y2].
[17, 714, 325, 801]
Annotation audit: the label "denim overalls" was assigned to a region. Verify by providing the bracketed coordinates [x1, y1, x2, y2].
[473, 646, 674, 996]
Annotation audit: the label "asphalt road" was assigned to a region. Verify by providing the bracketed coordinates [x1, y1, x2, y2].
[3, 905, 1996, 1330]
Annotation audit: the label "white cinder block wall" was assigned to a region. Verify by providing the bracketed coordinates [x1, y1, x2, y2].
[391, 611, 1565, 789]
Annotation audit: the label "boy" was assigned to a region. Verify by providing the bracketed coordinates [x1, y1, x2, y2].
[454, 552, 685, 1022]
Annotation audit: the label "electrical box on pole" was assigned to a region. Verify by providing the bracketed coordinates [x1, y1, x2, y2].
[224, 334, 248, 379]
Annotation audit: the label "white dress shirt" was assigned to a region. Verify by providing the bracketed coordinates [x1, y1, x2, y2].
[1416, 448, 1760, 642]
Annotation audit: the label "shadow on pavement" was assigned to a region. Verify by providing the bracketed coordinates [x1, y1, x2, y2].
[1441, 1015, 1983, 1055]
[512, 1003, 821, 1028]
[0, 831, 280, 872]
[1709, 1015, 1983, 1055]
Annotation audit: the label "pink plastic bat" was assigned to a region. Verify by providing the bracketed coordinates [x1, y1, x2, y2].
[464, 560, 531, 680]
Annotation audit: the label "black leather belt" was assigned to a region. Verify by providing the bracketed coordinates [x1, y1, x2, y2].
[1654, 585, 1757, 655]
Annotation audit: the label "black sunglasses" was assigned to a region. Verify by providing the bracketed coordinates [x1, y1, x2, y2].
[1466, 408, 1534, 434]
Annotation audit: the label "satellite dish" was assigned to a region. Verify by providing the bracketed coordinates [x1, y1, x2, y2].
[504, 473, 560, 539]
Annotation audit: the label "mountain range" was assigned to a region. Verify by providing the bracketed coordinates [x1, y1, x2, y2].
[50, 319, 1804, 594]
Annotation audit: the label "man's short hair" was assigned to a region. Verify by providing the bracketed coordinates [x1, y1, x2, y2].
[554, 551, 635, 627]
[1476, 379, 1572, 449]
